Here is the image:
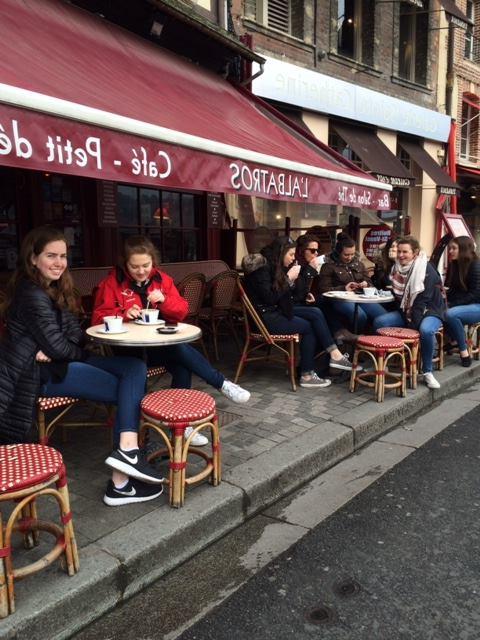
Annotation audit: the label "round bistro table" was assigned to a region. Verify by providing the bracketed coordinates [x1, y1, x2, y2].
[86, 322, 202, 347]
[322, 291, 394, 334]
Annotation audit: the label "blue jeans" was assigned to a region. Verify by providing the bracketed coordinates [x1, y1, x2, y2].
[328, 300, 387, 332]
[293, 305, 336, 351]
[42, 355, 147, 445]
[373, 312, 442, 373]
[444, 304, 480, 351]
[262, 311, 316, 373]
[147, 344, 225, 390]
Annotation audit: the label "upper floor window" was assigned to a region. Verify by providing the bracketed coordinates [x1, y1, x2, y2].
[465, 1, 476, 61]
[336, 0, 375, 65]
[460, 100, 479, 163]
[329, 131, 367, 169]
[398, 1, 429, 84]
[245, 0, 305, 38]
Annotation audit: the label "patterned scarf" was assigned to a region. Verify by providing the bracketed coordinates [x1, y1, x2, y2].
[391, 252, 428, 319]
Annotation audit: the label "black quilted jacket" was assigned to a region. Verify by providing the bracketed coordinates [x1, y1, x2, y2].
[447, 259, 480, 307]
[0, 279, 87, 443]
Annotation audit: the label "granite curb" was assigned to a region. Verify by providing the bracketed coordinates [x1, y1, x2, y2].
[2, 363, 480, 640]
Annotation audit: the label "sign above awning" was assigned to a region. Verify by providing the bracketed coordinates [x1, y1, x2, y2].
[398, 139, 460, 196]
[440, 0, 472, 29]
[0, 0, 391, 210]
[333, 123, 415, 187]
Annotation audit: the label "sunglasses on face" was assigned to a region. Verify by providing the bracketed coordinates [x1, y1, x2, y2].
[306, 247, 319, 253]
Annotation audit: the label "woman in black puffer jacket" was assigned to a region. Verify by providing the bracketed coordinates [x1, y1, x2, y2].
[0, 226, 163, 507]
[444, 235, 480, 367]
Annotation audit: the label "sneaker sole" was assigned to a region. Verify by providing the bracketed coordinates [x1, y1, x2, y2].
[190, 438, 209, 447]
[224, 393, 251, 404]
[103, 487, 164, 506]
[104, 457, 165, 484]
[299, 381, 332, 388]
[330, 362, 363, 372]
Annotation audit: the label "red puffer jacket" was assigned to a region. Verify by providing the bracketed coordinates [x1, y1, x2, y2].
[91, 267, 188, 326]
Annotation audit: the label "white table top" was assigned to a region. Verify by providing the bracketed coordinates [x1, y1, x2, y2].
[86, 322, 202, 347]
[322, 291, 394, 304]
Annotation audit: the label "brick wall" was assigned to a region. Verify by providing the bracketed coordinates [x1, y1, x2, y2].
[231, 0, 440, 110]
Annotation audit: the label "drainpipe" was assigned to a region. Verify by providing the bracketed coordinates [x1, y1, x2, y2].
[448, 120, 458, 214]
[445, 21, 458, 215]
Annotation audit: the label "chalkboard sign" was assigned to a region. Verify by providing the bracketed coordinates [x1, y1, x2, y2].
[207, 192, 225, 228]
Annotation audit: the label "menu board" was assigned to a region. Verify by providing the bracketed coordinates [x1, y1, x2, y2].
[362, 225, 392, 260]
[207, 192, 225, 228]
[442, 213, 473, 239]
[97, 181, 118, 227]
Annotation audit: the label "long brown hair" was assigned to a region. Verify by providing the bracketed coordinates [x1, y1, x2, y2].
[122, 235, 161, 268]
[0, 226, 77, 318]
[260, 236, 296, 291]
[446, 235, 478, 291]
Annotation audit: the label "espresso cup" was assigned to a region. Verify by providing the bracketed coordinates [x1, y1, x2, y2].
[140, 308, 159, 323]
[363, 287, 377, 297]
[103, 316, 123, 333]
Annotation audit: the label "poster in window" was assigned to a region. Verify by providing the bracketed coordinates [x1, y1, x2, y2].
[97, 181, 118, 227]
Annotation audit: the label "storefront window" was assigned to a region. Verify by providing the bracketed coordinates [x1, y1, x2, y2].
[40, 173, 84, 267]
[0, 168, 18, 272]
[117, 186, 200, 262]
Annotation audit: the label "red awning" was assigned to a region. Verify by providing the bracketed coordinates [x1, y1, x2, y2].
[0, 0, 391, 210]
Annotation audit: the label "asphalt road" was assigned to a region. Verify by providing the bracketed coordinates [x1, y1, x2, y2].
[178, 404, 480, 640]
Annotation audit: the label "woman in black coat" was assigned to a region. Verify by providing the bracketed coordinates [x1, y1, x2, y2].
[444, 235, 480, 367]
[0, 226, 163, 506]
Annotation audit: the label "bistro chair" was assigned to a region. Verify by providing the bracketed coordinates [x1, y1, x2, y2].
[467, 323, 480, 360]
[177, 272, 209, 358]
[0, 443, 79, 617]
[139, 389, 221, 508]
[199, 270, 241, 360]
[234, 281, 299, 391]
[377, 327, 420, 389]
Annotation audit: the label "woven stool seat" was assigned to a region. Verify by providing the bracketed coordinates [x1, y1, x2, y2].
[377, 327, 420, 340]
[0, 444, 79, 617]
[251, 332, 300, 342]
[377, 327, 420, 389]
[140, 389, 220, 508]
[0, 444, 64, 494]
[141, 389, 216, 424]
[357, 335, 405, 350]
[37, 396, 78, 412]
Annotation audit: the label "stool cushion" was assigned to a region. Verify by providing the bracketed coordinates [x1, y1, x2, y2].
[141, 389, 216, 423]
[0, 444, 64, 494]
[377, 327, 420, 340]
[37, 396, 79, 411]
[251, 333, 299, 342]
[357, 335, 405, 349]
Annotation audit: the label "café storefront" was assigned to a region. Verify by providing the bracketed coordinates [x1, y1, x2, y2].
[0, 0, 392, 281]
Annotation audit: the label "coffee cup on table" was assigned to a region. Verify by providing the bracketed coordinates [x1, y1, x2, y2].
[140, 308, 159, 323]
[363, 287, 377, 297]
[103, 316, 123, 333]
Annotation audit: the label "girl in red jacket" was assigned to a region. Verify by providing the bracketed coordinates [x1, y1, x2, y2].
[93, 236, 249, 446]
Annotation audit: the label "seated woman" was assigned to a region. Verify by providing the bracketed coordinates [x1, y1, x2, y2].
[295, 233, 358, 344]
[319, 233, 387, 332]
[372, 238, 397, 290]
[443, 235, 480, 368]
[372, 236, 446, 389]
[243, 239, 355, 389]
[0, 226, 163, 507]
[92, 236, 250, 446]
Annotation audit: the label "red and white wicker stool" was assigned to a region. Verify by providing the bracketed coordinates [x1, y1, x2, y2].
[139, 389, 221, 508]
[37, 396, 114, 445]
[377, 327, 420, 389]
[0, 444, 79, 617]
[350, 335, 406, 402]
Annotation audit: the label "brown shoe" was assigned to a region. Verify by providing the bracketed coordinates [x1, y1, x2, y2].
[334, 329, 359, 344]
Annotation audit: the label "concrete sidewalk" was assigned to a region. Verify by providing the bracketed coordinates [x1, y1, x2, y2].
[2, 351, 480, 640]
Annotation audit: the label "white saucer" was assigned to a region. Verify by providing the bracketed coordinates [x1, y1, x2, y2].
[96, 327, 128, 335]
[134, 318, 165, 326]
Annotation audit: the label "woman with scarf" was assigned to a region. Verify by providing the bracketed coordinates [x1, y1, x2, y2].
[443, 235, 480, 368]
[372, 236, 446, 389]
[92, 236, 250, 448]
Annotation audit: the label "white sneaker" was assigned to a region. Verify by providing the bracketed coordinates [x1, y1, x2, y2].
[185, 426, 208, 447]
[424, 372, 440, 389]
[221, 380, 251, 404]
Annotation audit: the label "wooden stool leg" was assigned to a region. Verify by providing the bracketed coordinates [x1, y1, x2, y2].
[410, 343, 419, 389]
[171, 425, 186, 508]
[377, 353, 385, 402]
[211, 414, 221, 486]
[0, 511, 9, 618]
[349, 348, 359, 392]
[56, 468, 79, 574]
